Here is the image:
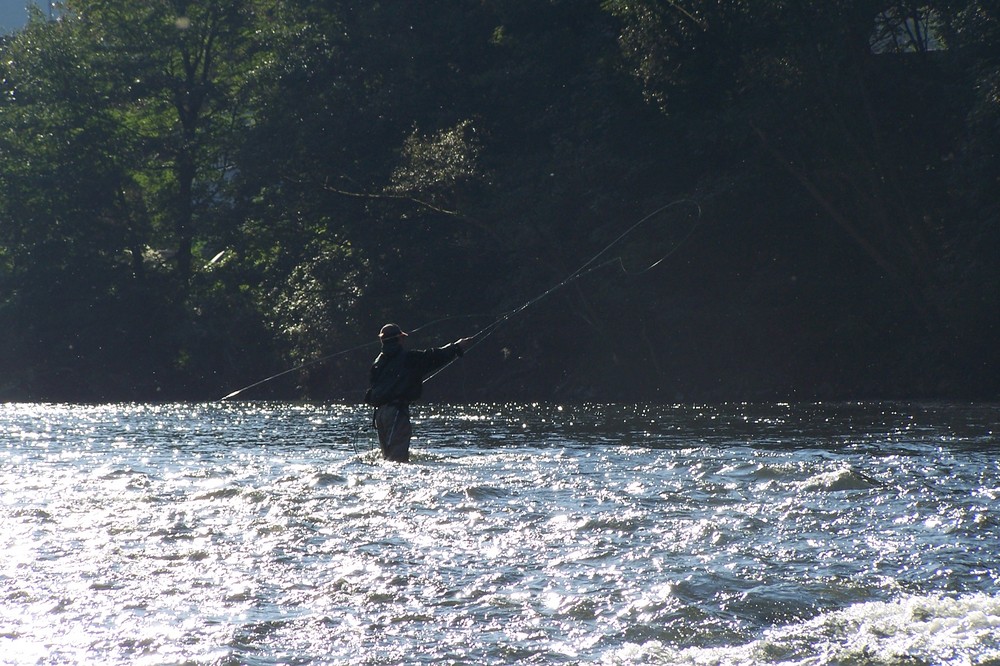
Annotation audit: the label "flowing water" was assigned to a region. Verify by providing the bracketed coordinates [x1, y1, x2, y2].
[1, 401, 998, 665]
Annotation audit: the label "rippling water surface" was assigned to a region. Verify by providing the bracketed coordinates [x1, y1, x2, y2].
[1, 402, 998, 665]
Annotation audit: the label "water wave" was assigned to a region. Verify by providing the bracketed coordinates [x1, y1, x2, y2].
[617, 592, 1000, 665]
[0, 402, 997, 665]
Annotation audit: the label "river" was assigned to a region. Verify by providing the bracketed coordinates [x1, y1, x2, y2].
[1, 401, 998, 665]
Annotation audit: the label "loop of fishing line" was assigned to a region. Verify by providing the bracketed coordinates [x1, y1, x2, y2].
[423, 199, 702, 382]
[220, 198, 702, 399]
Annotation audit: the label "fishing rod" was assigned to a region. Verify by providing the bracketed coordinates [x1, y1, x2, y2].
[220, 198, 702, 399]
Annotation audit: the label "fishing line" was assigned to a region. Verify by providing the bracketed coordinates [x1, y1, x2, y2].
[220, 198, 702, 399]
[423, 198, 703, 382]
[220, 341, 371, 401]
[351, 420, 378, 456]
[218, 314, 494, 400]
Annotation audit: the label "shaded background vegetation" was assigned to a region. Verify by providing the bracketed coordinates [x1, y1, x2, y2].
[0, 0, 997, 403]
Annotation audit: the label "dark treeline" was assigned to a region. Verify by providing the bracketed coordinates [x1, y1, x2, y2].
[0, 0, 997, 403]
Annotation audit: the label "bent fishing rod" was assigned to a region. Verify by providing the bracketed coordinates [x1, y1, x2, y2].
[220, 198, 703, 400]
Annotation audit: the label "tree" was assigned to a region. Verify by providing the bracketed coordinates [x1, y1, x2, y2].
[602, 0, 999, 396]
[0, 7, 151, 398]
[0, 0, 282, 398]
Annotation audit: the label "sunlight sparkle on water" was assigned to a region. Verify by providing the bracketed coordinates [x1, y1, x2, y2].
[1, 402, 998, 664]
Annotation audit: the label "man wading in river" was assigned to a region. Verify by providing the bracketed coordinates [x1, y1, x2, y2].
[366, 324, 473, 462]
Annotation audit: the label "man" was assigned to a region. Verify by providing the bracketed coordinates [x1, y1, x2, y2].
[366, 323, 474, 462]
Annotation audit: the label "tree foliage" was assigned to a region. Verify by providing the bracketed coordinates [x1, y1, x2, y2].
[0, 0, 996, 401]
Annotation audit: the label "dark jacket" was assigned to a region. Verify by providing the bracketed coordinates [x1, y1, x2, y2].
[367, 340, 464, 406]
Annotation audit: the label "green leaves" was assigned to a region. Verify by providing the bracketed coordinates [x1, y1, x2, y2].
[388, 120, 483, 207]
[0, 0, 996, 400]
